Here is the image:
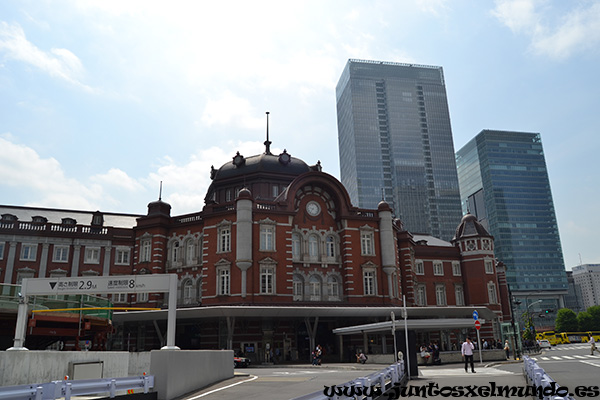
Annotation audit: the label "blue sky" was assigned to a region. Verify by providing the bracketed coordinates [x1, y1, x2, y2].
[1, 0, 599, 269]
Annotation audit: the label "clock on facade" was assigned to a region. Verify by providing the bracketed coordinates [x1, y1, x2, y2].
[306, 201, 321, 217]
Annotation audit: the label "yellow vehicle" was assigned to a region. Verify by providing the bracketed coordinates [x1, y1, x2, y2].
[556, 332, 570, 344]
[564, 332, 589, 343]
[581, 331, 600, 342]
[540, 331, 559, 346]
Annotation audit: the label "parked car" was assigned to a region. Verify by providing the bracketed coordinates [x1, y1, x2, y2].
[234, 355, 251, 368]
[538, 339, 552, 349]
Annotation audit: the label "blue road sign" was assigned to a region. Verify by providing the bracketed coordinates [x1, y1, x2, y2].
[473, 310, 479, 320]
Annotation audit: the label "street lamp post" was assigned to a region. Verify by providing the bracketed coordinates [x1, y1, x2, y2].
[508, 285, 521, 360]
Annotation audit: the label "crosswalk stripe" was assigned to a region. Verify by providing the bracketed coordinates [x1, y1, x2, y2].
[562, 356, 575, 359]
[551, 356, 562, 360]
[541, 357, 550, 360]
[574, 355, 586, 359]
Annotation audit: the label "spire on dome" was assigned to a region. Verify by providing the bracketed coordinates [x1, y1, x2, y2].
[264, 111, 272, 155]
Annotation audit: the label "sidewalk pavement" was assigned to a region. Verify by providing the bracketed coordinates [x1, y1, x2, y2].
[249, 360, 529, 399]
[396, 361, 529, 399]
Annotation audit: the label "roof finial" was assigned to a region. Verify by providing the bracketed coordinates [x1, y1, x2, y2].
[159, 181, 163, 201]
[264, 111, 272, 155]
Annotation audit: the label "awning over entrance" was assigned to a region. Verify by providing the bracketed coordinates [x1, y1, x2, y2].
[332, 318, 485, 335]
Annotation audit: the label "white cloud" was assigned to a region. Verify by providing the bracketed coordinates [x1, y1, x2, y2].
[416, 0, 450, 16]
[491, 0, 541, 34]
[0, 21, 96, 92]
[492, 0, 600, 60]
[532, 3, 600, 59]
[145, 141, 267, 214]
[91, 168, 145, 192]
[201, 92, 264, 130]
[0, 137, 103, 209]
[0, 135, 279, 215]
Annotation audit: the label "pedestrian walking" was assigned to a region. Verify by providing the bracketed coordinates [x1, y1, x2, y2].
[504, 340, 510, 359]
[590, 335, 599, 355]
[461, 337, 476, 373]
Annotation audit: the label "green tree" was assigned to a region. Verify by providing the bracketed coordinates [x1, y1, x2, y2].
[555, 308, 578, 332]
[578, 311, 594, 331]
[587, 306, 600, 330]
[522, 313, 536, 341]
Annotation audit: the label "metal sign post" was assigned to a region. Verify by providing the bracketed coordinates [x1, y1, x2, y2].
[473, 310, 482, 364]
[8, 274, 179, 351]
[403, 295, 410, 380]
[391, 311, 398, 365]
[475, 320, 482, 364]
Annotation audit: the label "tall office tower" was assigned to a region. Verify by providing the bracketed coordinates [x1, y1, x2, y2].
[336, 59, 463, 241]
[456, 130, 568, 324]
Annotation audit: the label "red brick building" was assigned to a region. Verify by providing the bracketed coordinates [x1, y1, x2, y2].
[0, 141, 511, 360]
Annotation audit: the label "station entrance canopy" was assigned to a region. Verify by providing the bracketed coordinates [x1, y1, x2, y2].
[112, 304, 497, 324]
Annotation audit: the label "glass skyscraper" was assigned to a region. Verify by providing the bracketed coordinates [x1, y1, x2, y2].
[336, 59, 462, 241]
[456, 130, 568, 320]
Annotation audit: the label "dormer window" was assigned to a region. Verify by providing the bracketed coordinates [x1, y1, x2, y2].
[232, 151, 245, 167]
[1, 214, 17, 223]
[278, 150, 291, 165]
[32, 216, 47, 225]
[91, 212, 104, 226]
[62, 218, 77, 226]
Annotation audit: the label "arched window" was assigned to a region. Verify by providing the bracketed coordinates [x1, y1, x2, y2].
[435, 284, 446, 305]
[293, 274, 303, 301]
[455, 285, 464, 306]
[172, 241, 180, 263]
[308, 235, 319, 259]
[292, 233, 301, 260]
[326, 236, 335, 258]
[416, 284, 426, 306]
[488, 281, 498, 304]
[185, 239, 195, 265]
[327, 276, 340, 301]
[183, 280, 194, 304]
[140, 240, 151, 262]
[309, 275, 321, 301]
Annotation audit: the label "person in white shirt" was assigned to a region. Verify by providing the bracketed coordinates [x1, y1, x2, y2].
[590, 335, 598, 355]
[461, 337, 476, 373]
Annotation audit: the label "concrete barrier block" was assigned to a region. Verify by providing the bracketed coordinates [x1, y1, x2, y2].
[150, 350, 233, 400]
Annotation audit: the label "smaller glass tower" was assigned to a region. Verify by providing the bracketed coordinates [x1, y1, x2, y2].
[456, 130, 567, 326]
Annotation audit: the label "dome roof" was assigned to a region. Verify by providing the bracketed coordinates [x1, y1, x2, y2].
[204, 146, 317, 204]
[452, 212, 491, 241]
[377, 200, 392, 212]
[211, 150, 310, 182]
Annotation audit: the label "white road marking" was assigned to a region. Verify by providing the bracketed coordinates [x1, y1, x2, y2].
[580, 360, 600, 368]
[185, 375, 258, 399]
[420, 367, 515, 377]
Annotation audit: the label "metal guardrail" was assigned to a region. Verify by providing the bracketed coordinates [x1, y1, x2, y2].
[291, 362, 405, 400]
[523, 356, 574, 400]
[0, 375, 154, 400]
